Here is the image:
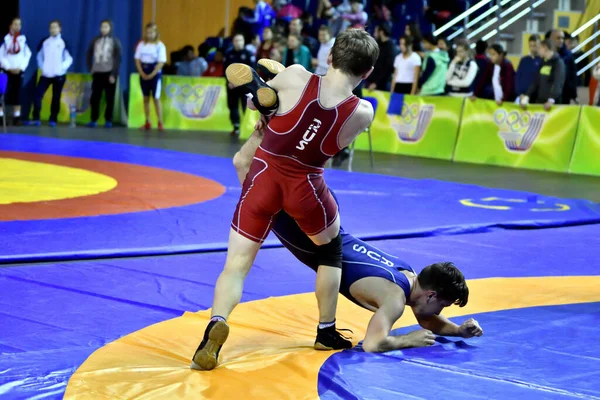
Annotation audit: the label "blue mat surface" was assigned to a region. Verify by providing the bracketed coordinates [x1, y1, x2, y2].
[319, 302, 600, 400]
[1, 224, 598, 399]
[1, 134, 600, 263]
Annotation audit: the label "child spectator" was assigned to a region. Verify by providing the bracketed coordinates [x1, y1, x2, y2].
[391, 36, 421, 95]
[176, 46, 208, 77]
[0, 17, 31, 124]
[313, 25, 335, 75]
[134, 23, 167, 131]
[473, 43, 515, 105]
[289, 18, 319, 58]
[419, 34, 449, 96]
[473, 39, 490, 90]
[515, 34, 542, 98]
[437, 37, 454, 62]
[30, 20, 73, 127]
[366, 22, 397, 91]
[282, 34, 312, 70]
[520, 39, 565, 111]
[446, 40, 478, 97]
[202, 48, 225, 77]
[245, 34, 261, 56]
[86, 20, 122, 128]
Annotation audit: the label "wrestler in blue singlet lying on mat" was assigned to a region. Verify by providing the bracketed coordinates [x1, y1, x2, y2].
[232, 127, 484, 352]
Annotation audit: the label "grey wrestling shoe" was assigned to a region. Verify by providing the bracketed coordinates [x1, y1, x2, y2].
[190, 319, 230, 371]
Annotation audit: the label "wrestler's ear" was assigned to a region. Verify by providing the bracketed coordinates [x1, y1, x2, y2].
[361, 66, 374, 80]
[426, 291, 437, 303]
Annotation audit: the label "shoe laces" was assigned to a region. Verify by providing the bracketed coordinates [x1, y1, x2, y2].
[335, 328, 353, 341]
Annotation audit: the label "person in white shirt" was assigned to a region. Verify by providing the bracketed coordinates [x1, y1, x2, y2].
[135, 23, 167, 131]
[446, 40, 478, 97]
[30, 20, 73, 127]
[313, 25, 335, 76]
[593, 63, 600, 106]
[391, 36, 421, 95]
[0, 18, 32, 123]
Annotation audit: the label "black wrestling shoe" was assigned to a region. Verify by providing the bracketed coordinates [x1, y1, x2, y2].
[256, 58, 285, 81]
[314, 325, 354, 350]
[225, 60, 282, 115]
[190, 319, 230, 370]
[332, 147, 351, 167]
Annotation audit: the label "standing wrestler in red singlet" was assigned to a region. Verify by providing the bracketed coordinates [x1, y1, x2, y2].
[192, 29, 379, 370]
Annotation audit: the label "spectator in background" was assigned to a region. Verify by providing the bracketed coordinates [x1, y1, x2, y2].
[391, 36, 421, 95]
[340, 0, 368, 30]
[232, 7, 254, 44]
[282, 33, 312, 70]
[247, 0, 276, 39]
[313, 25, 335, 75]
[567, 34, 586, 86]
[30, 20, 73, 127]
[405, 23, 424, 54]
[437, 37, 454, 62]
[224, 33, 255, 136]
[86, 20, 122, 129]
[593, 62, 600, 106]
[473, 43, 515, 105]
[134, 23, 167, 131]
[289, 18, 319, 57]
[0, 17, 31, 124]
[317, 0, 335, 23]
[246, 34, 261, 55]
[520, 39, 565, 112]
[548, 29, 577, 104]
[515, 34, 541, 99]
[446, 40, 478, 97]
[473, 39, 490, 90]
[202, 48, 225, 77]
[257, 27, 276, 59]
[176, 46, 208, 77]
[366, 22, 396, 91]
[419, 34, 449, 96]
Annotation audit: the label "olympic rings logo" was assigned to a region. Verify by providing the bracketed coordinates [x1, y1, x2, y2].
[493, 109, 531, 133]
[391, 104, 435, 143]
[400, 103, 420, 125]
[166, 84, 221, 119]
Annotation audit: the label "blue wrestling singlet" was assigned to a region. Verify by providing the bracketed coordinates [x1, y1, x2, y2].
[271, 191, 415, 309]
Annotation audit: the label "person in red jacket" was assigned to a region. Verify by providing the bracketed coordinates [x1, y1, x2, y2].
[202, 49, 225, 77]
[472, 43, 516, 105]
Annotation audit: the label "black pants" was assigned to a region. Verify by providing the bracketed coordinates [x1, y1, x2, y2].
[2, 70, 23, 105]
[394, 83, 413, 94]
[227, 87, 247, 128]
[91, 72, 117, 123]
[33, 76, 66, 122]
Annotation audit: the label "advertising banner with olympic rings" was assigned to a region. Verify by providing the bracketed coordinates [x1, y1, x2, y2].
[240, 91, 463, 160]
[454, 99, 580, 172]
[37, 72, 120, 125]
[128, 74, 232, 131]
[569, 106, 600, 176]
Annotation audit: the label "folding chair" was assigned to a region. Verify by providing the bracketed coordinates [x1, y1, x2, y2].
[0, 72, 7, 133]
[347, 96, 376, 172]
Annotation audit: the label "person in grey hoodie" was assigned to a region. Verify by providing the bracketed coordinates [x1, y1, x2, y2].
[86, 20, 122, 128]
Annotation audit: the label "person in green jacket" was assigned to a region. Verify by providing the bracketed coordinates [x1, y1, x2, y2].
[282, 34, 312, 71]
[418, 34, 449, 95]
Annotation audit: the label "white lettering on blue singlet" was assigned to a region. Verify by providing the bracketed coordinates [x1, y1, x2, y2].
[352, 244, 395, 267]
[296, 118, 322, 150]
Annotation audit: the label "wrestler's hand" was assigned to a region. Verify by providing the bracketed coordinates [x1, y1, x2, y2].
[404, 329, 436, 348]
[254, 114, 270, 133]
[459, 318, 483, 338]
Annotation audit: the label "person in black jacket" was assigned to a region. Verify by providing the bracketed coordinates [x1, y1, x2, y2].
[224, 33, 256, 136]
[86, 20, 122, 128]
[366, 22, 397, 91]
[547, 29, 577, 104]
[520, 39, 566, 112]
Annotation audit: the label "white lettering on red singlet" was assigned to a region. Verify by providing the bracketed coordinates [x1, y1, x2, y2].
[296, 118, 322, 150]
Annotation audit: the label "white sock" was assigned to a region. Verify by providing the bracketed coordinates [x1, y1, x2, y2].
[319, 320, 336, 329]
[13, 110, 20, 118]
[0, 110, 4, 117]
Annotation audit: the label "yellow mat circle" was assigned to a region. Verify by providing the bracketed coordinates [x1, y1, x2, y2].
[0, 158, 117, 205]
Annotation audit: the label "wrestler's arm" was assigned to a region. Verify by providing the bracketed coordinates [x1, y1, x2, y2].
[338, 100, 375, 149]
[362, 298, 409, 352]
[233, 130, 264, 184]
[414, 313, 483, 338]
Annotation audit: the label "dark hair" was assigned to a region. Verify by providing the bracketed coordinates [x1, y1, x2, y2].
[182, 45, 195, 54]
[400, 35, 414, 49]
[529, 34, 540, 42]
[406, 23, 422, 41]
[377, 22, 392, 38]
[422, 33, 437, 46]
[418, 262, 469, 307]
[541, 39, 555, 51]
[475, 39, 488, 55]
[331, 28, 379, 76]
[319, 25, 332, 35]
[489, 43, 505, 56]
[49, 20, 62, 28]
